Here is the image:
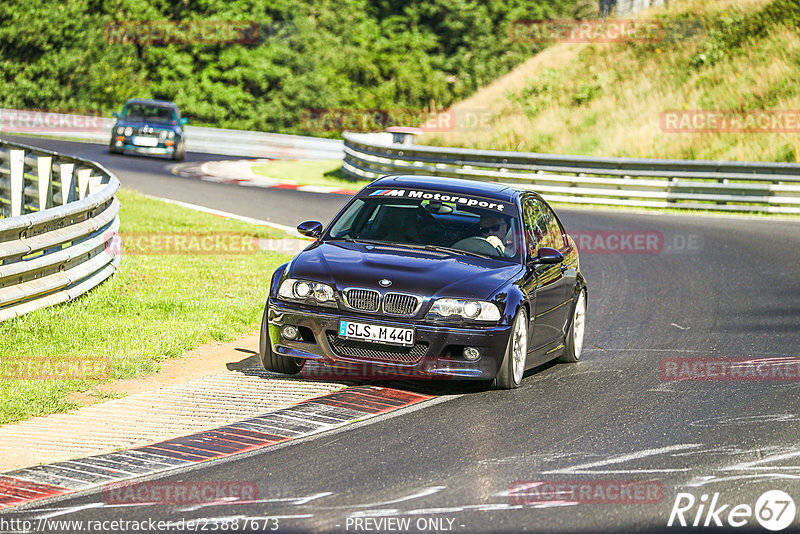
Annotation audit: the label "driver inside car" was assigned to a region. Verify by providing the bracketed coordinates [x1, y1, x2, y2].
[479, 214, 516, 257]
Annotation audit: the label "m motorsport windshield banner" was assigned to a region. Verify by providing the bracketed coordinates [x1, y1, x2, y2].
[366, 188, 513, 213]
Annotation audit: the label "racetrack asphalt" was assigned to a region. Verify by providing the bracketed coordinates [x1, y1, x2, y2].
[3, 136, 800, 533]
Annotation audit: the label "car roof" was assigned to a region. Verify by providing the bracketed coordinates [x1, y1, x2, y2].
[369, 175, 520, 203]
[124, 99, 178, 108]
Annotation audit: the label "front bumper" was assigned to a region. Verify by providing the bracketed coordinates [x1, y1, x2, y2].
[113, 137, 177, 155]
[268, 299, 512, 380]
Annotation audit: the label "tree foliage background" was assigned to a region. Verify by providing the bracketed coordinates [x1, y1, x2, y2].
[0, 0, 585, 135]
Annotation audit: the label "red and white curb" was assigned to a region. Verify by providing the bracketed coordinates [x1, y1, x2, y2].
[0, 386, 432, 511]
[171, 160, 357, 196]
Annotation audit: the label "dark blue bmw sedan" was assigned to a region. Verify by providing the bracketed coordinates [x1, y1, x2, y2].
[261, 175, 587, 388]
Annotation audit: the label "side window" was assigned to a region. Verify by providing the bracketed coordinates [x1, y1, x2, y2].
[522, 199, 541, 257]
[524, 198, 564, 252]
[541, 204, 565, 250]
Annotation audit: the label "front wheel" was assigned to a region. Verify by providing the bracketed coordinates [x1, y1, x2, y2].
[558, 289, 586, 363]
[172, 141, 185, 161]
[492, 308, 528, 389]
[259, 306, 304, 374]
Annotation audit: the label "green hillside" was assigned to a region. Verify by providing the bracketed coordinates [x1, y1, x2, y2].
[421, 0, 800, 162]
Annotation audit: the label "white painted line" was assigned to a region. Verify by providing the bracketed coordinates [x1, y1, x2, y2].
[32, 502, 104, 520]
[686, 473, 800, 488]
[139, 193, 306, 236]
[353, 487, 446, 508]
[541, 443, 701, 474]
[723, 449, 800, 471]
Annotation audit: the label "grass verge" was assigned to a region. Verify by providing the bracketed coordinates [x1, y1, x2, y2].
[251, 159, 371, 190]
[0, 188, 293, 425]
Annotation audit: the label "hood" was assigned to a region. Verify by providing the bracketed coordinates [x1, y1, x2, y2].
[286, 241, 522, 300]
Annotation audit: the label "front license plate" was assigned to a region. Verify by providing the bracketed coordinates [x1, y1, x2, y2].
[338, 321, 414, 347]
[132, 136, 158, 147]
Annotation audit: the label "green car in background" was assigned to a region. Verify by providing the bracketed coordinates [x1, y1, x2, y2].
[109, 99, 188, 161]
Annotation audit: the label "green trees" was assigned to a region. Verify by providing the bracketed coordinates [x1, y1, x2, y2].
[0, 0, 580, 135]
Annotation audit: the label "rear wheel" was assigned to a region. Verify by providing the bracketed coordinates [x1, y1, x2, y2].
[492, 308, 528, 389]
[259, 306, 304, 374]
[558, 289, 586, 363]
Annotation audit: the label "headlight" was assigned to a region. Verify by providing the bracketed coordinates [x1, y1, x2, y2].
[278, 278, 336, 307]
[116, 127, 124, 135]
[427, 298, 501, 321]
[124, 127, 133, 136]
[159, 130, 167, 139]
[168, 131, 175, 138]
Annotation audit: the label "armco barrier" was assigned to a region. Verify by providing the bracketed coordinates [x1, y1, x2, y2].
[342, 131, 800, 214]
[0, 108, 343, 160]
[0, 139, 120, 322]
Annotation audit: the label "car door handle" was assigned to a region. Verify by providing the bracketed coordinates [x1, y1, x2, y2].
[560, 265, 568, 272]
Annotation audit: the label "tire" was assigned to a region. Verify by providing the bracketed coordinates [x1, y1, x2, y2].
[108, 143, 118, 154]
[172, 142, 185, 161]
[558, 289, 586, 363]
[259, 306, 304, 374]
[492, 308, 528, 389]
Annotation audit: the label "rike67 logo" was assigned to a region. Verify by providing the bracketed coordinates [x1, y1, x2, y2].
[668, 490, 796, 531]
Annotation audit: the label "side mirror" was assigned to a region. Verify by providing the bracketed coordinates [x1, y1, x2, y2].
[112, 111, 120, 119]
[530, 247, 564, 266]
[179, 117, 188, 126]
[297, 220, 323, 239]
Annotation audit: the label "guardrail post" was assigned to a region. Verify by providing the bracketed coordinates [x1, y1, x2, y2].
[37, 156, 53, 211]
[88, 175, 104, 196]
[9, 149, 24, 217]
[77, 168, 91, 199]
[60, 163, 75, 205]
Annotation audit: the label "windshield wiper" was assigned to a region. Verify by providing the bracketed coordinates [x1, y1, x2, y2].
[330, 238, 492, 259]
[329, 237, 388, 245]
[420, 244, 491, 259]
[368, 241, 492, 259]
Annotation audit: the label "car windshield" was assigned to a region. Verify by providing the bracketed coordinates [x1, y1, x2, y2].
[325, 189, 523, 262]
[122, 103, 177, 123]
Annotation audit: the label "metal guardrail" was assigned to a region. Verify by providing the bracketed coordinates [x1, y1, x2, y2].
[0, 139, 120, 322]
[342, 132, 800, 214]
[0, 108, 343, 160]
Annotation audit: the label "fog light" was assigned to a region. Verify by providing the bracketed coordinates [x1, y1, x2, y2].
[464, 347, 481, 361]
[281, 325, 299, 340]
